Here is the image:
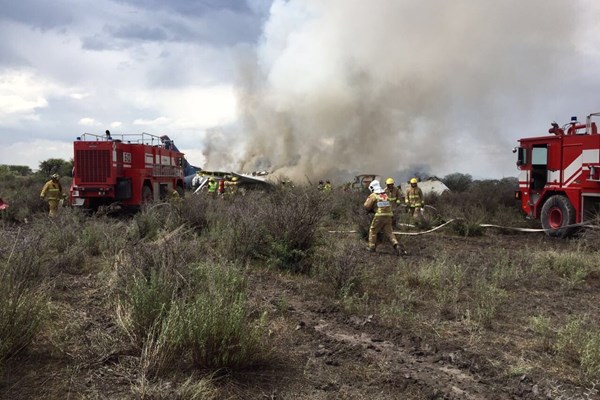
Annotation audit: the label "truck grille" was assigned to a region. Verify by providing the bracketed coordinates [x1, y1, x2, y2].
[75, 150, 111, 183]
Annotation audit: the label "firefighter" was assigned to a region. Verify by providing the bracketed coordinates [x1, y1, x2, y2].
[192, 171, 203, 188]
[384, 177, 402, 227]
[40, 173, 66, 216]
[169, 189, 183, 206]
[207, 177, 218, 196]
[364, 180, 404, 256]
[317, 180, 324, 190]
[324, 180, 332, 191]
[217, 179, 225, 196]
[224, 176, 239, 197]
[405, 177, 424, 220]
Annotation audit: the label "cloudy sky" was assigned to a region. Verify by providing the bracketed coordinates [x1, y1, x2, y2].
[1, 0, 600, 181]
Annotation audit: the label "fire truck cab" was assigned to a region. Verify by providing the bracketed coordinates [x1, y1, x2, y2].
[70, 131, 185, 210]
[515, 112, 600, 236]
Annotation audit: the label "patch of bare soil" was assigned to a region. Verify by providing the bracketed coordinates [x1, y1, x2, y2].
[1, 232, 599, 399]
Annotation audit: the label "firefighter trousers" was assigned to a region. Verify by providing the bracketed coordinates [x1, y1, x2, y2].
[368, 215, 398, 250]
[47, 199, 59, 217]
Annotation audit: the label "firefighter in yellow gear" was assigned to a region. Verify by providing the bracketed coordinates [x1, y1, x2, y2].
[405, 177, 424, 220]
[207, 177, 218, 197]
[323, 180, 332, 191]
[364, 180, 404, 256]
[40, 173, 65, 216]
[384, 177, 402, 227]
[224, 176, 239, 197]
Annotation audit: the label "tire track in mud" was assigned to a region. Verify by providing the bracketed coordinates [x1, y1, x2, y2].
[309, 318, 490, 400]
[267, 273, 496, 399]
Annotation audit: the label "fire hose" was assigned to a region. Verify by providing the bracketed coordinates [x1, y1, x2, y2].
[328, 219, 597, 236]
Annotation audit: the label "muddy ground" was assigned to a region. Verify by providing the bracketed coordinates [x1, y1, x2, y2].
[2, 229, 599, 400]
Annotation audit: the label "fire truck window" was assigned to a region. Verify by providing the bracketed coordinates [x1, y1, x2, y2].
[517, 148, 527, 165]
[531, 147, 547, 166]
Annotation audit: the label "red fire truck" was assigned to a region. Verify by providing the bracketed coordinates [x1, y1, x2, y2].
[515, 112, 600, 236]
[70, 131, 185, 210]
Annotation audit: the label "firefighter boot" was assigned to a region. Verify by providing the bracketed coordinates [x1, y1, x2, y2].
[394, 243, 407, 257]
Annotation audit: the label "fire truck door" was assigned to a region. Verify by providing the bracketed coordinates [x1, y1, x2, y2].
[530, 146, 548, 192]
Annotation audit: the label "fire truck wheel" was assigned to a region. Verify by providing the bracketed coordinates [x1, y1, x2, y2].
[142, 185, 153, 204]
[540, 195, 576, 237]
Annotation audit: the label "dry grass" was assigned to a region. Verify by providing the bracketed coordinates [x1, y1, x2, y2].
[1, 176, 600, 398]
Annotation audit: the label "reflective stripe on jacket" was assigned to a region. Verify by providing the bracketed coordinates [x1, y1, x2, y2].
[384, 187, 402, 206]
[40, 180, 63, 200]
[364, 193, 393, 217]
[405, 187, 423, 207]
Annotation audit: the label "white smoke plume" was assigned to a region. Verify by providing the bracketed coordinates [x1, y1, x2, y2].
[214, 0, 590, 182]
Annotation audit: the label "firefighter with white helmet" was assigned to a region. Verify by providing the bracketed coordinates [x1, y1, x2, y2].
[405, 177, 424, 220]
[384, 177, 403, 227]
[364, 180, 405, 256]
[40, 173, 66, 216]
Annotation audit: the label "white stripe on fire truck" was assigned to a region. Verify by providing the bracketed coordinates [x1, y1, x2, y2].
[518, 170, 528, 188]
[562, 154, 582, 187]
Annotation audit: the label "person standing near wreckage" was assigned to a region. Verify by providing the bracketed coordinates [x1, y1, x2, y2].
[405, 177, 425, 221]
[384, 177, 402, 227]
[364, 180, 404, 256]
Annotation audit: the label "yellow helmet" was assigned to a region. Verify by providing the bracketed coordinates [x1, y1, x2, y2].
[410, 178, 418, 184]
[385, 178, 394, 185]
[232, 177, 238, 182]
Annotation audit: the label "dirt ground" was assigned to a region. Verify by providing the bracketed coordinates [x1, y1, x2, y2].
[2, 230, 599, 400]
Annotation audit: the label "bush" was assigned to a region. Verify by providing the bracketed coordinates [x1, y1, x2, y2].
[0, 174, 48, 223]
[171, 262, 267, 369]
[0, 229, 48, 368]
[314, 240, 366, 297]
[114, 237, 267, 374]
[261, 187, 325, 273]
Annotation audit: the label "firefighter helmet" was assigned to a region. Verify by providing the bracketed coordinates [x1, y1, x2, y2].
[369, 180, 383, 194]
[51, 173, 60, 180]
[232, 177, 238, 182]
[385, 178, 394, 185]
[410, 178, 418, 184]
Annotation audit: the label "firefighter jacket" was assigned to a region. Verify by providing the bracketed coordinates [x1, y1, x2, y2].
[364, 193, 393, 217]
[207, 181, 218, 193]
[384, 186, 402, 209]
[405, 186, 424, 208]
[40, 180, 64, 201]
[224, 180, 239, 194]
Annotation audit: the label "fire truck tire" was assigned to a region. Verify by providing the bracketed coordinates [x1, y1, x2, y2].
[142, 185, 153, 204]
[540, 195, 576, 237]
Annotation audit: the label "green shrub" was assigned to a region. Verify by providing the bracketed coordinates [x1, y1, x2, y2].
[171, 263, 267, 369]
[128, 205, 185, 241]
[529, 315, 554, 352]
[314, 240, 366, 297]
[471, 277, 507, 328]
[114, 237, 267, 373]
[0, 230, 48, 368]
[533, 250, 595, 290]
[261, 187, 325, 273]
[555, 315, 600, 382]
[203, 192, 268, 263]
